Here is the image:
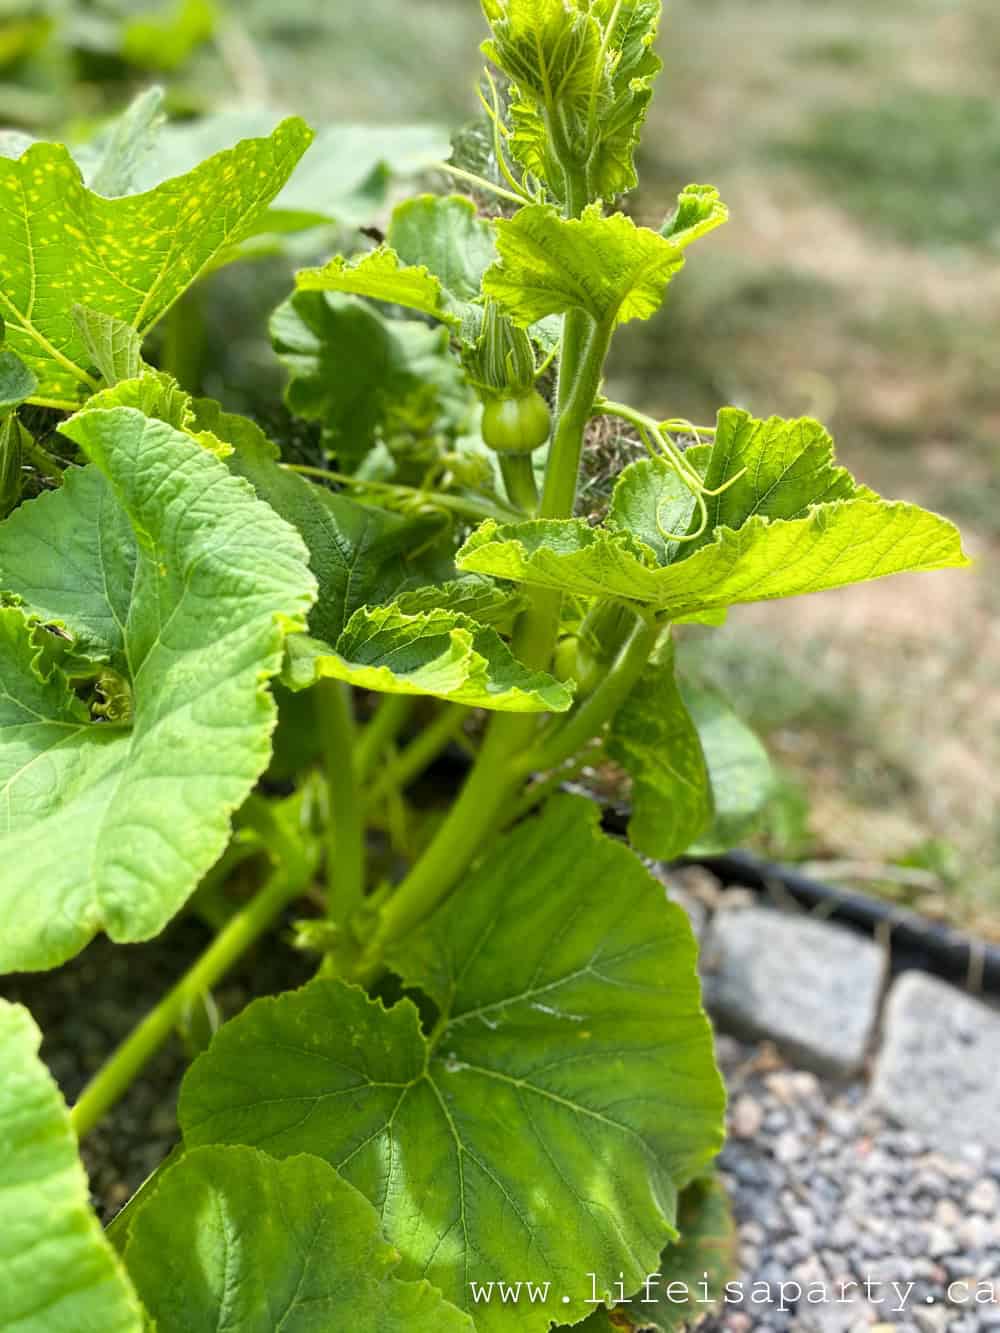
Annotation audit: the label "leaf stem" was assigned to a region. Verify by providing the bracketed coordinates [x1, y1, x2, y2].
[362, 703, 468, 811]
[21, 435, 66, 482]
[428, 161, 529, 208]
[282, 464, 521, 525]
[316, 680, 365, 923]
[69, 860, 315, 1140]
[354, 694, 413, 785]
[502, 746, 604, 827]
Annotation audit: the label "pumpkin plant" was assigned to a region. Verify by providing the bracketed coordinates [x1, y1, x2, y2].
[0, 2, 967, 1330]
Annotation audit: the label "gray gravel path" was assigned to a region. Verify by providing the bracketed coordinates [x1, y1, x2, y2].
[700, 1034, 1000, 1333]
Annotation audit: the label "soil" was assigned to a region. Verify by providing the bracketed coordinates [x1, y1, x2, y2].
[0, 915, 313, 1221]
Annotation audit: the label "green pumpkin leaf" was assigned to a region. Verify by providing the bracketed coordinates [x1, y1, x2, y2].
[296, 248, 461, 328]
[0, 347, 37, 411]
[562, 1174, 738, 1332]
[179, 797, 725, 1333]
[271, 290, 471, 471]
[483, 204, 685, 328]
[682, 684, 776, 853]
[457, 406, 969, 617]
[0, 407, 316, 972]
[0, 118, 312, 407]
[295, 194, 497, 338]
[0, 999, 144, 1332]
[661, 183, 729, 247]
[608, 637, 713, 859]
[587, 0, 664, 200]
[284, 605, 572, 712]
[460, 499, 967, 616]
[123, 1146, 473, 1333]
[71, 307, 143, 385]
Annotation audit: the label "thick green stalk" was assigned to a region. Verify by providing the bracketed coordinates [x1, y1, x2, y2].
[520, 614, 658, 774]
[283, 464, 521, 525]
[70, 863, 313, 1140]
[351, 312, 614, 977]
[316, 679, 365, 923]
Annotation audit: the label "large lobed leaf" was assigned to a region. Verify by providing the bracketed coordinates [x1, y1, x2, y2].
[122, 1146, 474, 1332]
[0, 999, 144, 1332]
[0, 118, 311, 407]
[284, 605, 573, 712]
[0, 407, 316, 972]
[457, 409, 970, 617]
[179, 797, 725, 1333]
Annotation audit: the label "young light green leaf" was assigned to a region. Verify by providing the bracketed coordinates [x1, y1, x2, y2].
[0, 118, 312, 406]
[482, 0, 662, 200]
[72, 307, 143, 385]
[0, 407, 316, 972]
[660, 183, 729, 247]
[179, 797, 725, 1333]
[123, 1146, 473, 1333]
[0, 347, 37, 410]
[587, 0, 663, 199]
[284, 605, 572, 712]
[0, 999, 144, 1333]
[483, 204, 685, 327]
[608, 636, 713, 858]
[482, 0, 602, 109]
[271, 290, 471, 471]
[296, 248, 461, 328]
[458, 480, 969, 617]
[682, 684, 776, 853]
[83, 369, 231, 457]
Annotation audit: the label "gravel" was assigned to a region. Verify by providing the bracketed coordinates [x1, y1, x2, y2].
[697, 1034, 1000, 1333]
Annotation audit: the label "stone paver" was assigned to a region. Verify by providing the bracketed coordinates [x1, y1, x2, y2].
[702, 904, 885, 1077]
[872, 970, 1000, 1156]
